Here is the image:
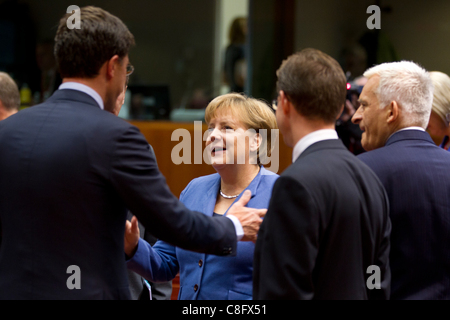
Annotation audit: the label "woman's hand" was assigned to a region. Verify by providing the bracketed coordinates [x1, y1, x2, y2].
[124, 215, 140, 257]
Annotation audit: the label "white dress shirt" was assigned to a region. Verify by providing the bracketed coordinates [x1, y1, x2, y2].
[292, 129, 339, 163]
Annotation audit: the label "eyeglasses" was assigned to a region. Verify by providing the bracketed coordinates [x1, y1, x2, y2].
[124, 75, 130, 90]
[271, 99, 278, 112]
[126, 64, 134, 76]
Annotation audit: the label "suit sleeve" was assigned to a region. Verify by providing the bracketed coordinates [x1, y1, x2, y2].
[254, 176, 320, 299]
[370, 193, 391, 300]
[110, 126, 237, 256]
[126, 179, 196, 282]
[126, 238, 179, 282]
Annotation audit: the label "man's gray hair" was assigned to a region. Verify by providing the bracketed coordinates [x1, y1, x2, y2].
[364, 61, 434, 128]
[0, 72, 20, 112]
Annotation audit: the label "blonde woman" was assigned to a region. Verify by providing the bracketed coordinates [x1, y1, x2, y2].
[125, 93, 278, 300]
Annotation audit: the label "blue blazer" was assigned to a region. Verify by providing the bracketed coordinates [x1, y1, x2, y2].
[358, 130, 450, 300]
[127, 167, 278, 300]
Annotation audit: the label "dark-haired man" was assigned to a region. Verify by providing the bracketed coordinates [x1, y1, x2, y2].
[253, 48, 391, 299]
[0, 6, 265, 300]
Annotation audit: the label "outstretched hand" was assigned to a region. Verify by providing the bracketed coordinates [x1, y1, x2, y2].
[124, 215, 140, 257]
[227, 190, 267, 242]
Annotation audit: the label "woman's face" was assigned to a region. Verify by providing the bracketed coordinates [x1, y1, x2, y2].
[205, 110, 258, 169]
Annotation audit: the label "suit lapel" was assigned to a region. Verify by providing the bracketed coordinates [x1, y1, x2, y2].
[223, 167, 261, 216]
[201, 167, 264, 217]
[203, 176, 221, 217]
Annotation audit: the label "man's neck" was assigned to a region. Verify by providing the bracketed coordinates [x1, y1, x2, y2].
[291, 117, 336, 147]
[62, 77, 107, 103]
[0, 108, 17, 121]
[292, 128, 338, 162]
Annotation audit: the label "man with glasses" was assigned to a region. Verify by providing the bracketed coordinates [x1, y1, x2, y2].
[253, 48, 391, 300]
[0, 6, 265, 300]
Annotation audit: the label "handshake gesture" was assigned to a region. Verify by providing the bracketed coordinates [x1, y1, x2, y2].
[125, 190, 266, 257]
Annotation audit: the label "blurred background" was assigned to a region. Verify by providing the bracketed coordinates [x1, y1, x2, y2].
[2, 1, 448, 298]
[1, 0, 450, 120]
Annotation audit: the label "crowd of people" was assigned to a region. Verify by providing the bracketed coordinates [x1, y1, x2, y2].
[0, 6, 449, 300]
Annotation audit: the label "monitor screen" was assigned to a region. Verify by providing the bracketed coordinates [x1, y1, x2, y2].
[128, 85, 171, 120]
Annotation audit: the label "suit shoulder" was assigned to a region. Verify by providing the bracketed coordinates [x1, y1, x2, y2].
[357, 148, 386, 161]
[189, 173, 220, 185]
[282, 151, 331, 178]
[260, 167, 279, 182]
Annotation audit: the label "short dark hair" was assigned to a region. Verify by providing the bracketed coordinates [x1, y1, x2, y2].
[54, 6, 135, 78]
[0, 72, 20, 111]
[276, 48, 347, 123]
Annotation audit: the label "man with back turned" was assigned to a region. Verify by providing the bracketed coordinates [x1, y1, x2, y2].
[253, 49, 391, 299]
[0, 6, 265, 300]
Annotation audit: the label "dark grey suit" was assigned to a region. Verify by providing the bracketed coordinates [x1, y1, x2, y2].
[254, 139, 391, 299]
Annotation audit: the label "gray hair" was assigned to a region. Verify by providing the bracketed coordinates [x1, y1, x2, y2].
[0, 72, 20, 112]
[364, 61, 434, 128]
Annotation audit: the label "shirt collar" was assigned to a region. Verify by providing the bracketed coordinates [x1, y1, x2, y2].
[388, 126, 425, 141]
[59, 82, 104, 110]
[292, 129, 338, 163]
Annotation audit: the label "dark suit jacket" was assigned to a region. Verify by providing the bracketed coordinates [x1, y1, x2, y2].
[253, 139, 391, 300]
[0, 89, 236, 300]
[358, 130, 450, 300]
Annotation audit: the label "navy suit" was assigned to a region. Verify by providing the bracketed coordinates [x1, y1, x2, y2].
[0, 89, 237, 299]
[358, 130, 450, 299]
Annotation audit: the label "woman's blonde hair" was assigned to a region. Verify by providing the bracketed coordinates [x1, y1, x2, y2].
[429, 71, 450, 125]
[205, 93, 278, 165]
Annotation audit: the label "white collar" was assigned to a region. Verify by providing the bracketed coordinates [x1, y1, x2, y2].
[59, 82, 104, 110]
[292, 129, 338, 163]
[388, 126, 425, 141]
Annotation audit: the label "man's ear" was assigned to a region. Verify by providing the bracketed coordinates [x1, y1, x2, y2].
[337, 104, 345, 120]
[386, 100, 399, 124]
[106, 55, 120, 80]
[279, 90, 291, 116]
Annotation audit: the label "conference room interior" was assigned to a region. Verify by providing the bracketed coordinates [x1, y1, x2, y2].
[1, 0, 450, 299]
